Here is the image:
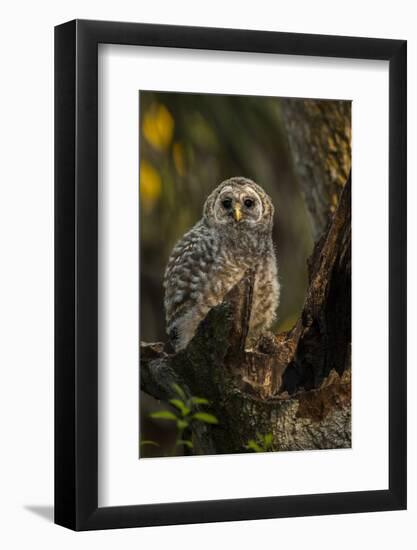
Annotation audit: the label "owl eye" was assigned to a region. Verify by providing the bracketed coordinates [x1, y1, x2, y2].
[222, 198, 232, 209]
[244, 198, 254, 208]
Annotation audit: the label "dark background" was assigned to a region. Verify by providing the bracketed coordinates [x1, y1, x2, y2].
[139, 91, 314, 456]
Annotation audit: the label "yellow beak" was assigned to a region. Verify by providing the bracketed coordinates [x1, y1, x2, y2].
[233, 204, 242, 222]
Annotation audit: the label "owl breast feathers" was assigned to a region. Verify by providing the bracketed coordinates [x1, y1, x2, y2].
[163, 176, 280, 351]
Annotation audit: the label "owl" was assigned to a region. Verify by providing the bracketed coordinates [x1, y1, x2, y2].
[163, 177, 280, 351]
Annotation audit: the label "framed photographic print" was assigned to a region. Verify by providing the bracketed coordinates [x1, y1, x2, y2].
[55, 20, 407, 530]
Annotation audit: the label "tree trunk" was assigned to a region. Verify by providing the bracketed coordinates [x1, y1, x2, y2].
[280, 98, 351, 240]
[140, 99, 352, 455]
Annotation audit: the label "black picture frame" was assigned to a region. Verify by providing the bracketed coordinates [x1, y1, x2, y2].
[55, 19, 407, 531]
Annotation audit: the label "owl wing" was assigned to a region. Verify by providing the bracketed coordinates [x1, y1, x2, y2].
[163, 221, 215, 348]
[163, 221, 244, 350]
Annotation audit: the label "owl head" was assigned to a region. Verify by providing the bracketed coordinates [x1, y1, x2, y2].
[203, 177, 274, 231]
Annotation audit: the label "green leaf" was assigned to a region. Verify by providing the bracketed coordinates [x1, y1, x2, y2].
[176, 419, 189, 430]
[263, 433, 273, 447]
[169, 398, 190, 417]
[140, 440, 160, 447]
[190, 396, 210, 406]
[192, 412, 218, 424]
[150, 410, 178, 421]
[246, 440, 263, 453]
[171, 383, 186, 400]
[176, 439, 193, 449]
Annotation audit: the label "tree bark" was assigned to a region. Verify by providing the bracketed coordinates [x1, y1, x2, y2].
[140, 99, 352, 455]
[280, 99, 351, 240]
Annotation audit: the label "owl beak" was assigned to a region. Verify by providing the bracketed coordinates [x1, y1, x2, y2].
[233, 204, 242, 222]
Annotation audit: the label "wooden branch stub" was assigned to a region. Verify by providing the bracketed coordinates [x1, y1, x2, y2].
[239, 268, 255, 355]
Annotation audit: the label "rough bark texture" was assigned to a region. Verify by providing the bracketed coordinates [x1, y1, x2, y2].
[140, 99, 352, 455]
[280, 99, 351, 240]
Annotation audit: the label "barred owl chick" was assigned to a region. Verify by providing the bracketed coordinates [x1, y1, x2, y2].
[163, 177, 280, 351]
